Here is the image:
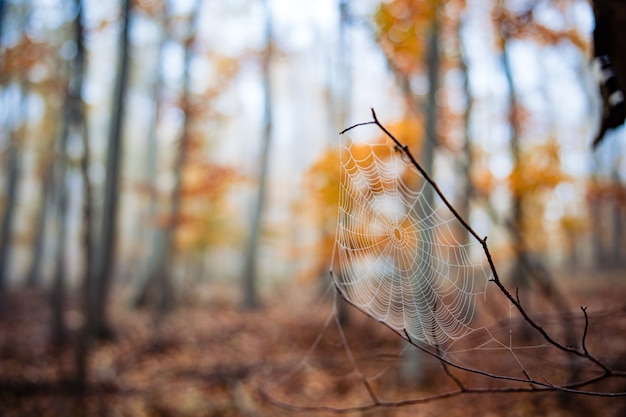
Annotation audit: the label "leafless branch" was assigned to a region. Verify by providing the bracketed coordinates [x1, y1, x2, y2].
[265, 111, 626, 414]
[357, 109, 615, 373]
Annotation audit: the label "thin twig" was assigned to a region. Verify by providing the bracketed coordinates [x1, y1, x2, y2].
[340, 120, 376, 135]
[580, 306, 590, 356]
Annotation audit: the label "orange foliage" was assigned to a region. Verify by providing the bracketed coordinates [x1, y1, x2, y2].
[303, 117, 424, 281]
[560, 213, 586, 236]
[306, 147, 340, 218]
[508, 140, 570, 197]
[492, 3, 590, 53]
[381, 116, 424, 154]
[0, 36, 52, 79]
[375, 0, 443, 76]
[175, 160, 242, 252]
[472, 164, 496, 197]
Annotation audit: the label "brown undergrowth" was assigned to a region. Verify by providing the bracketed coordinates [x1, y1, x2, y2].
[1, 271, 626, 417]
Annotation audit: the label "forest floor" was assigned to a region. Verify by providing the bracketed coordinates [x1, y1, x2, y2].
[1, 270, 626, 417]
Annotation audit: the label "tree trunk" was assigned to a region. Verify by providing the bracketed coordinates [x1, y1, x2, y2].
[0, 0, 31, 291]
[75, 0, 131, 391]
[50, 0, 90, 347]
[132, 0, 202, 318]
[0, 0, 5, 44]
[153, 0, 202, 317]
[0, 108, 23, 292]
[50, 104, 70, 346]
[458, 10, 474, 247]
[89, 0, 132, 339]
[400, 16, 440, 387]
[25, 150, 54, 287]
[499, 19, 529, 290]
[334, 0, 352, 325]
[241, 0, 273, 309]
[132, 2, 168, 308]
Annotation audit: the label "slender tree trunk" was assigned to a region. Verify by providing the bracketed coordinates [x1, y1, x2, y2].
[50, 97, 71, 346]
[132, 0, 174, 309]
[458, 11, 474, 247]
[89, 0, 132, 338]
[26, 149, 55, 287]
[334, 0, 352, 325]
[610, 160, 624, 267]
[242, 0, 273, 309]
[50, 0, 89, 344]
[152, 0, 202, 318]
[0, 0, 5, 45]
[133, 0, 203, 318]
[75, 0, 131, 391]
[0, 0, 31, 290]
[401, 16, 440, 387]
[499, 19, 529, 290]
[0, 110, 22, 292]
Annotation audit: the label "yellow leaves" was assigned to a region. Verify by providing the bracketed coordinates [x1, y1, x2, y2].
[508, 140, 569, 197]
[560, 213, 586, 236]
[375, 0, 443, 76]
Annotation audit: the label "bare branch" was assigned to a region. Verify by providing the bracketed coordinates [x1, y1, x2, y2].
[358, 109, 615, 371]
[266, 112, 626, 415]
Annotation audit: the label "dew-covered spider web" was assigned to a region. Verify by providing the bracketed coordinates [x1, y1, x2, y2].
[261, 122, 614, 413]
[332, 141, 493, 347]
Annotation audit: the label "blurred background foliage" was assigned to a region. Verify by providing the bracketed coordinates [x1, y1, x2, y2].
[0, 0, 624, 362]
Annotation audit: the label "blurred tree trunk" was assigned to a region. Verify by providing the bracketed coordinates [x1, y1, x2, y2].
[496, 4, 571, 335]
[334, 0, 351, 325]
[25, 153, 52, 287]
[50, 91, 71, 346]
[609, 163, 625, 268]
[458, 11, 474, 247]
[498, 15, 529, 291]
[151, 0, 201, 315]
[133, 0, 201, 319]
[75, 0, 131, 391]
[0, 97, 23, 292]
[0, 0, 31, 291]
[334, 0, 351, 138]
[242, 0, 273, 309]
[49, 0, 90, 346]
[89, 0, 131, 339]
[400, 15, 440, 388]
[0, 0, 5, 44]
[132, 1, 169, 308]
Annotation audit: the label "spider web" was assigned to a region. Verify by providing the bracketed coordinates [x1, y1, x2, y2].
[332, 141, 493, 348]
[261, 129, 614, 413]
